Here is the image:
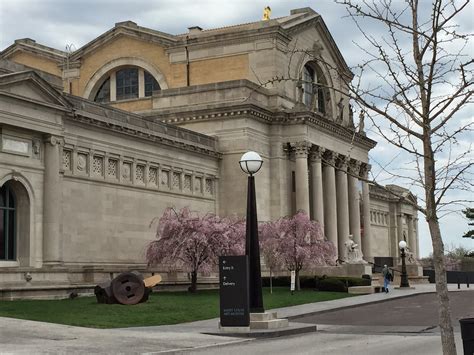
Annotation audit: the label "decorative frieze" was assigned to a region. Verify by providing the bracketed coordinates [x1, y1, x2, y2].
[62, 150, 72, 171]
[77, 153, 88, 173]
[107, 159, 118, 178]
[122, 162, 132, 181]
[61, 146, 216, 199]
[148, 167, 158, 186]
[92, 156, 104, 176]
[184, 175, 192, 192]
[136, 165, 145, 183]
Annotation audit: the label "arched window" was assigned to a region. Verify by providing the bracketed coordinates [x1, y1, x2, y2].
[145, 71, 160, 97]
[302, 62, 330, 115]
[93, 67, 161, 103]
[116, 68, 139, 100]
[94, 77, 110, 103]
[0, 182, 16, 260]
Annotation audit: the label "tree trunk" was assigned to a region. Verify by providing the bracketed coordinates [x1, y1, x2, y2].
[423, 132, 456, 355]
[189, 271, 198, 293]
[270, 268, 273, 294]
[296, 269, 301, 291]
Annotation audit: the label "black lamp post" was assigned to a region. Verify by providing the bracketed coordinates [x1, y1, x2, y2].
[399, 240, 410, 288]
[239, 151, 264, 313]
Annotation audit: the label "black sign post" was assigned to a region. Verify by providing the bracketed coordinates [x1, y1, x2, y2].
[219, 255, 250, 327]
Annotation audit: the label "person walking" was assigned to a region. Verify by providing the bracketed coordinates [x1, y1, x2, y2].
[382, 264, 392, 293]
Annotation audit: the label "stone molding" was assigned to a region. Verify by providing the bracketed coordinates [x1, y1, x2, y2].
[65, 95, 221, 159]
[44, 135, 64, 147]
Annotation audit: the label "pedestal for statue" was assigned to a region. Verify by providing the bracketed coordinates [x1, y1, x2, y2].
[311, 263, 372, 278]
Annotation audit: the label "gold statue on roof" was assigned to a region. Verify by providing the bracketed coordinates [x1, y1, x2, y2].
[263, 6, 271, 21]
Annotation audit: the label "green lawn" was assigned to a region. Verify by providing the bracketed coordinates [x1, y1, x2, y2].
[0, 287, 353, 328]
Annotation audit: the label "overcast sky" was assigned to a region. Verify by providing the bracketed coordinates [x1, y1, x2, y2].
[0, 0, 472, 257]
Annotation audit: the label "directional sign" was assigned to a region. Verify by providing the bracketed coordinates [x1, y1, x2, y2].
[219, 255, 249, 327]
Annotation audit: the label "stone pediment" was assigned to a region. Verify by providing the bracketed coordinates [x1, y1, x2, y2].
[70, 21, 178, 61]
[0, 71, 71, 110]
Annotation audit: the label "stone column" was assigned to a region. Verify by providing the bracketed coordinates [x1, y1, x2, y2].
[323, 151, 338, 256]
[348, 160, 362, 250]
[336, 155, 350, 260]
[293, 142, 310, 214]
[43, 135, 63, 265]
[110, 71, 117, 102]
[407, 215, 416, 258]
[310, 147, 325, 226]
[396, 213, 404, 258]
[360, 164, 372, 260]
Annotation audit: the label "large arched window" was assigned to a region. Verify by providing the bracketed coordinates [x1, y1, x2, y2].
[302, 62, 330, 115]
[0, 182, 16, 261]
[93, 66, 161, 103]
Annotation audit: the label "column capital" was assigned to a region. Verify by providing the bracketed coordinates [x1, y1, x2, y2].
[309, 146, 325, 162]
[44, 135, 64, 146]
[336, 155, 350, 171]
[323, 150, 337, 166]
[348, 159, 362, 176]
[290, 141, 310, 158]
[360, 163, 372, 178]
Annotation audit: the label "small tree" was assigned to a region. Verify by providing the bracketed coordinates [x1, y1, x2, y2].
[260, 211, 336, 291]
[260, 223, 283, 294]
[146, 207, 245, 292]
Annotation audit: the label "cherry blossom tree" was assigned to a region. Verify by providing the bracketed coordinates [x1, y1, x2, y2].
[260, 211, 337, 290]
[260, 223, 283, 294]
[146, 207, 245, 292]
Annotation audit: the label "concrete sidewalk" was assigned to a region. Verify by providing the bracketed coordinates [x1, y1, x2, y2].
[0, 283, 471, 354]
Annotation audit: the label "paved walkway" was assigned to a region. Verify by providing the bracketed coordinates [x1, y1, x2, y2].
[0, 284, 471, 354]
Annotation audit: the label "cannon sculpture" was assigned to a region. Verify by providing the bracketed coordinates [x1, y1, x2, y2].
[94, 271, 162, 305]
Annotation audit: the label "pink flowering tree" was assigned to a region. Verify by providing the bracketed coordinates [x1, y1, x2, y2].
[260, 222, 283, 294]
[146, 207, 245, 292]
[260, 211, 336, 291]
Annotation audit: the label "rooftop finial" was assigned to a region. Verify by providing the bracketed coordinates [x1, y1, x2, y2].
[263, 6, 271, 21]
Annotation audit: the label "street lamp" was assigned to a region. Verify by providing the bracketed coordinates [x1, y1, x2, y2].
[399, 240, 410, 288]
[240, 151, 264, 313]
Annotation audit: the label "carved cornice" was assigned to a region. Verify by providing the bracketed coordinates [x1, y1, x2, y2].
[65, 95, 221, 160]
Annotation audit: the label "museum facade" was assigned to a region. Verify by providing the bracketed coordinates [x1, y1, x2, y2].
[0, 7, 419, 298]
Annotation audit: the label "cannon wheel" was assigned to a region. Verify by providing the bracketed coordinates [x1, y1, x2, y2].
[111, 272, 145, 305]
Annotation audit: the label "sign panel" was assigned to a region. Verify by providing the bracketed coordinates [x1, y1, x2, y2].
[219, 255, 249, 327]
[290, 270, 296, 291]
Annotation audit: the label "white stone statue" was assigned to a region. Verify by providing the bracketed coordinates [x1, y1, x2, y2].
[344, 234, 367, 264]
[405, 246, 417, 264]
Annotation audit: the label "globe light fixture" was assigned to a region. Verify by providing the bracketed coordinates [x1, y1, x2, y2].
[239, 151, 263, 176]
[240, 151, 264, 313]
[399, 240, 410, 288]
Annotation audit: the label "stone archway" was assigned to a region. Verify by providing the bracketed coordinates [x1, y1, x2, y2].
[0, 176, 32, 267]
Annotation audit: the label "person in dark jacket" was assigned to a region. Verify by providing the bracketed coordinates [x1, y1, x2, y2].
[382, 265, 392, 293]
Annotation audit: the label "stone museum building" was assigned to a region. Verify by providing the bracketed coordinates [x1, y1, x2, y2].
[0, 7, 419, 298]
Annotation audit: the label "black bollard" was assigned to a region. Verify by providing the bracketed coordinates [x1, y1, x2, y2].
[458, 277, 461, 289]
[467, 276, 470, 289]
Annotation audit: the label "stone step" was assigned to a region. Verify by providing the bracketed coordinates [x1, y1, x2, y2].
[250, 312, 277, 322]
[250, 318, 289, 330]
